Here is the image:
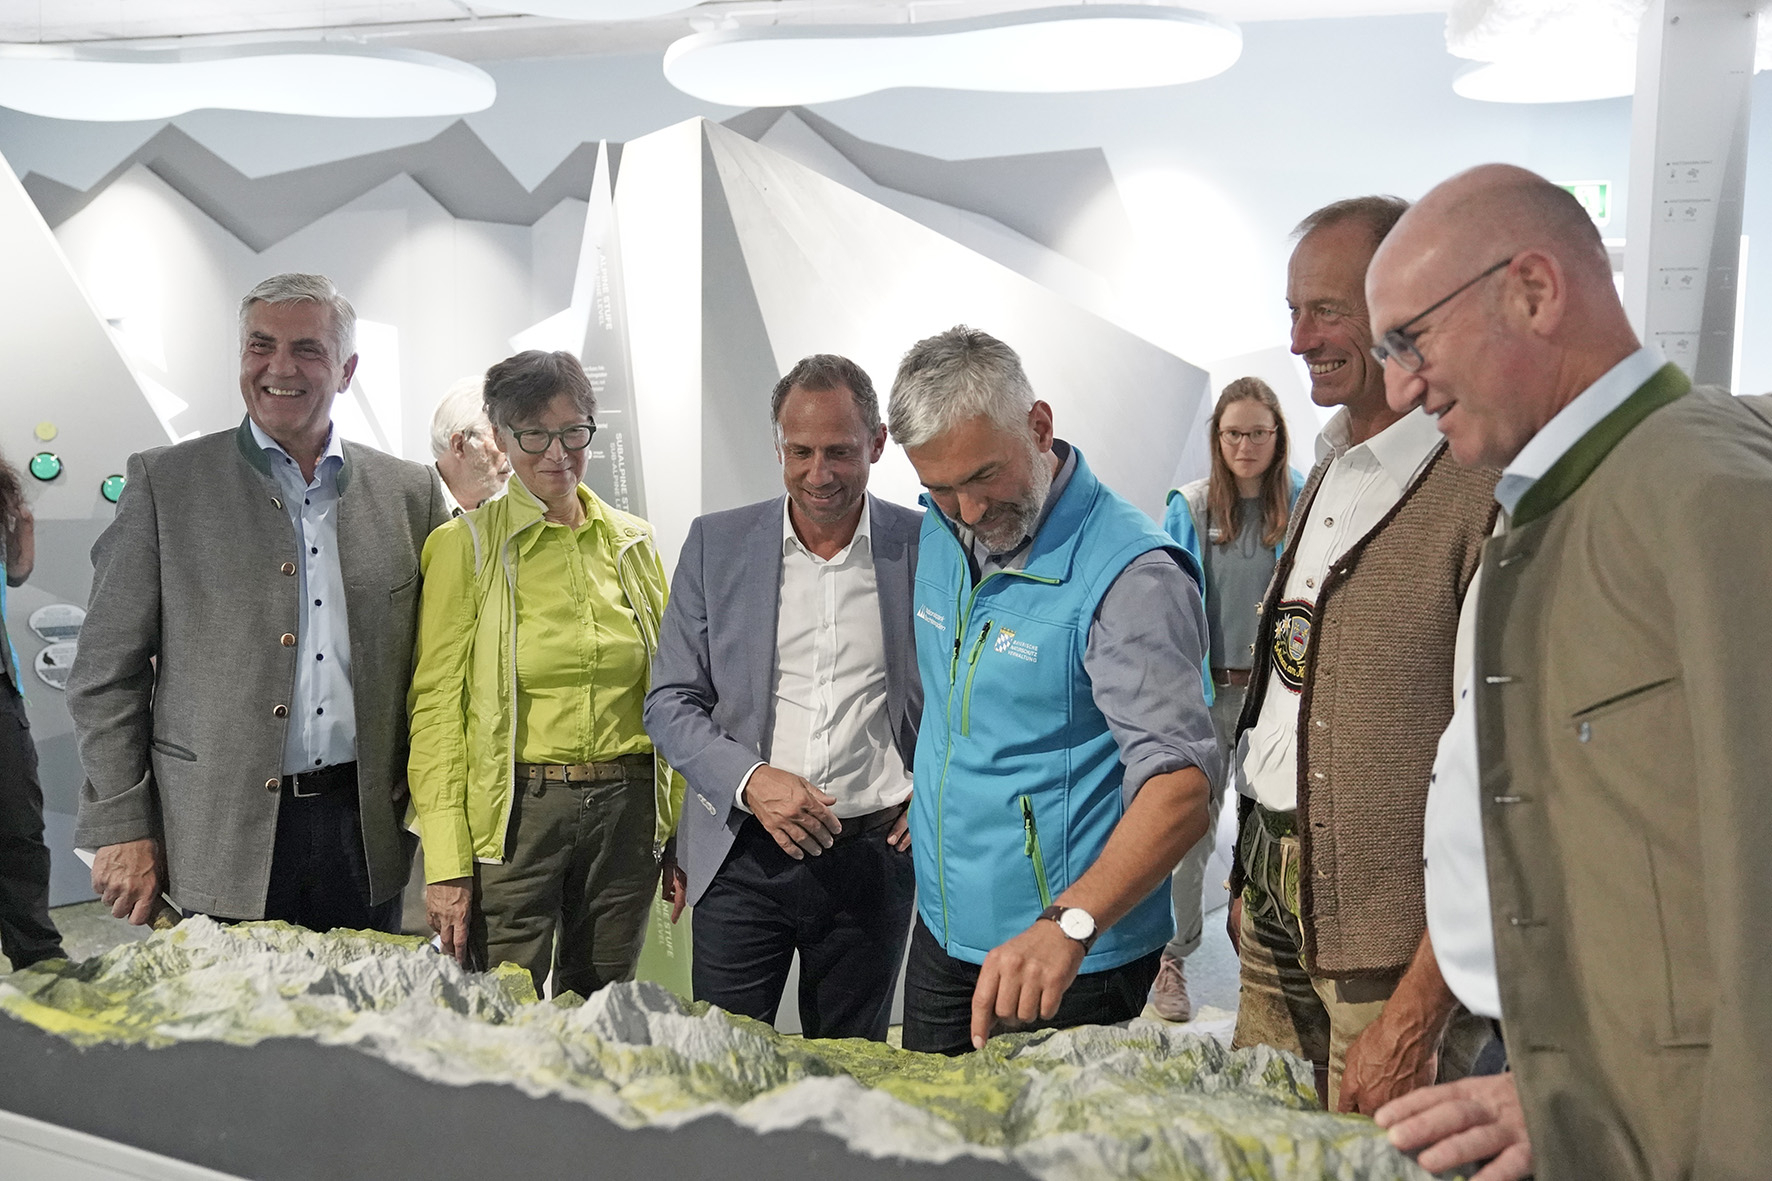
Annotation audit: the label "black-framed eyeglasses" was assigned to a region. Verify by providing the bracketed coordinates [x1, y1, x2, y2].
[1219, 428, 1276, 446]
[1369, 256, 1514, 373]
[509, 422, 596, 454]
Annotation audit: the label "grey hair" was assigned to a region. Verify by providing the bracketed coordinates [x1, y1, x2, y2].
[428, 374, 490, 460]
[1292, 195, 1410, 251]
[239, 273, 357, 359]
[770, 354, 880, 437]
[887, 326, 1035, 449]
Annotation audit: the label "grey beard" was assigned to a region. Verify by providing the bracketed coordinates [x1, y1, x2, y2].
[977, 441, 1053, 555]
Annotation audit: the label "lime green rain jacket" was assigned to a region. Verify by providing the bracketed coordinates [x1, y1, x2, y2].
[405, 480, 683, 881]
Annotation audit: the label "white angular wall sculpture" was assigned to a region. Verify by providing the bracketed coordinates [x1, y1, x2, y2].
[616, 117, 1211, 572]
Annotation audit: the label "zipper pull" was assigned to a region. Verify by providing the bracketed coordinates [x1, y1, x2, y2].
[1021, 797, 1035, 854]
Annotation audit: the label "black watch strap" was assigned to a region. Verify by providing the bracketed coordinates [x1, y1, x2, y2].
[1039, 904, 1099, 952]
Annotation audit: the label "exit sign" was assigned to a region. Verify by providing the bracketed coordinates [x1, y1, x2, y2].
[1560, 180, 1612, 227]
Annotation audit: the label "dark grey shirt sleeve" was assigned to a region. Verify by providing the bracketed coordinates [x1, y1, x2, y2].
[1084, 550, 1218, 805]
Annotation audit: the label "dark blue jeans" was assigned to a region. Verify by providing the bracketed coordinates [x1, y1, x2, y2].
[901, 915, 1162, 1055]
[691, 815, 915, 1041]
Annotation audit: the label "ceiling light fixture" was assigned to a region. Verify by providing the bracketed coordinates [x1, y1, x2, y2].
[662, 6, 1242, 107]
[0, 42, 496, 122]
[1445, 0, 1769, 103]
[479, 0, 704, 20]
[1451, 52, 1637, 103]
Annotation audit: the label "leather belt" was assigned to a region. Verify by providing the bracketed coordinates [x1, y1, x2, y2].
[831, 803, 905, 844]
[1212, 668, 1253, 688]
[282, 762, 357, 800]
[515, 753, 652, 786]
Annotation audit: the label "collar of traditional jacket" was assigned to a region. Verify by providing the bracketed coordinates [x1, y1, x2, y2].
[1509, 361, 1691, 528]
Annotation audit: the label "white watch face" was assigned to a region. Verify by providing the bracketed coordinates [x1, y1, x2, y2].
[1057, 908, 1095, 942]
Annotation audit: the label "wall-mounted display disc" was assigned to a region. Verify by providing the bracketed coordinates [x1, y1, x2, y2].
[28, 604, 85, 643]
[35, 642, 77, 691]
[100, 474, 126, 503]
[28, 452, 61, 481]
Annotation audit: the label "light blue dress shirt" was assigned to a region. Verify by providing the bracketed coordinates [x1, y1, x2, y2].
[248, 419, 357, 775]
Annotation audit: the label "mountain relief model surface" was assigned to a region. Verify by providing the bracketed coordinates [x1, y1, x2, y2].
[0, 919, 1438, 1181]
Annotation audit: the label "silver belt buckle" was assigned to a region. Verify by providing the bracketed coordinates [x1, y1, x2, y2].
[290, 771, 321, 799]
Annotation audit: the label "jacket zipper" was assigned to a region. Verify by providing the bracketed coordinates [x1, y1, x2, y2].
[926, 512, 1058, 946]
[1021, 795, 1052, 910]
[959, 620, 993, 737]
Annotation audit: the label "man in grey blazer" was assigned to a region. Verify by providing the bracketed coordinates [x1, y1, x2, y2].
[646, 354, 921, 1041]
[70, 273, 450, 932]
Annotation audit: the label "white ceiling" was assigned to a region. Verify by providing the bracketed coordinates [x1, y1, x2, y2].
[0, 1, 1450, 60]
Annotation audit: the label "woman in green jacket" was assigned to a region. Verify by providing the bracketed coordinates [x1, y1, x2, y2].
[408, 350, 680, 997]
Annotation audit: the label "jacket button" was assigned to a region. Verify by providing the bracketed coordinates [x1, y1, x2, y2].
[280, 633, 296, 647]
[281, 562, 296, 576]
[271, 496, 283, 509]
[265, 778, 280, 792]
[273, 704, 288, 718]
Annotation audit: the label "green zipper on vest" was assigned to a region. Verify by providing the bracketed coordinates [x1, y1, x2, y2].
[959, 619, 993, 736]
[1020, 795, 1052, 910]
[928, 522, 1060, 946]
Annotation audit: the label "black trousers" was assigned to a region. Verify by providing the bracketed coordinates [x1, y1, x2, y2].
[252, 768, 404, 934]
[0, 677, 63, 968]
[691, 815, 915, 1041]
[901, 915, 1163, 1055]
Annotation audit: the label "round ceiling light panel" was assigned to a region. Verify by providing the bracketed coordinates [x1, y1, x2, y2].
[1452, 54, 1635, 104]
[663, 6, 1243, 106]
[479, 0, 705, 19]
[0, 43, 496, 121]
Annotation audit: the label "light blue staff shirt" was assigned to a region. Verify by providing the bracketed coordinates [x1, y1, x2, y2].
[249, 419, 357, 775]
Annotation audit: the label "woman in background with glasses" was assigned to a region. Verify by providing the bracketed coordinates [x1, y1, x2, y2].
[407, 349, 680, 997]
[1148, 376, 1304, 1022]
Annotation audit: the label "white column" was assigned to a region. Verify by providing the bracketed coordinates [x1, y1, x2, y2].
[1623, 0, 1759, 387]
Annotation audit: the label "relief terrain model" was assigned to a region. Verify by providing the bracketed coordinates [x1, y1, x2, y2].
[0, 919, 1438, 1180]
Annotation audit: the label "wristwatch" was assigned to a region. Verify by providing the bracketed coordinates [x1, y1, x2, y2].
[1039, 904, 1098, 952]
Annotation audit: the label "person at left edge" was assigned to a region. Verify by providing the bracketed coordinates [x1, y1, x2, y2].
[889, 325, 1218, 1055]
[69, 273, 451, 931]
[410, 350, 681, 998]
[0, 454, 65, 967]
[646, 354, 921, 1040]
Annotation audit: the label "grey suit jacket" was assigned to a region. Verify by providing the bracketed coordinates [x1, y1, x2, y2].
[68, 419, 450, 918]
[644, 494, 922, 904]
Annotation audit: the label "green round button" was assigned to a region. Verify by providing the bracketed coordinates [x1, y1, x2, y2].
[27, 452, 61, 481]
[100, 474, 126, 503]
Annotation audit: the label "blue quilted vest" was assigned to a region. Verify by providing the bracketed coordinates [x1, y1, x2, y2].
[909, 446, 1191, 971]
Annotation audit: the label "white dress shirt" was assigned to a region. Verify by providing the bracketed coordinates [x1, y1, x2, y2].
[249, 419, 357, 775]
[1423, 345, 1666, 1020]
[737, 496, 912, 818]
[1239, 407, 1444, 811]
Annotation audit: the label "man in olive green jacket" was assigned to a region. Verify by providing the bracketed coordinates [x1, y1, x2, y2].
[1364, 164, 1772, 1181]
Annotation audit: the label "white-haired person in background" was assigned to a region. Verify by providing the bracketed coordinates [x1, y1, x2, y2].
[429, 375, 511, 516]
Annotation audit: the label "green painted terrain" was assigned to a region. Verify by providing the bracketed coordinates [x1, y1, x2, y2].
[0, 919, 1435, 1180]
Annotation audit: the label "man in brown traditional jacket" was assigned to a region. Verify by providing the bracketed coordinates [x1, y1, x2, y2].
[1368, 164, 1772, 1181]
[1226, 195, 1498, 1112]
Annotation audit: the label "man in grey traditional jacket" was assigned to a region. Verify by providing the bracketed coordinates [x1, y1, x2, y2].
[69, 273, 450, 932]
[1369, 165, 1772, 1181]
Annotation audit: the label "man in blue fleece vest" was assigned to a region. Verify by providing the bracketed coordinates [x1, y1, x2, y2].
[888, 325, 1218, 1054]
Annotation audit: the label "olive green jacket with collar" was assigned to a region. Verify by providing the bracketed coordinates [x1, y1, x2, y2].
[405, 478, 684, 882]
[1476, 369, 1772, 1180]
[69, 419, 450, 919]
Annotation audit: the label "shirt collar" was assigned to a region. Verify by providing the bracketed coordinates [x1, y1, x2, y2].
[782, 493, 874, 559]
[1316, 405, 1443, 489]
[248, 417, 344, 473]
[1494, 346, 1666, 517]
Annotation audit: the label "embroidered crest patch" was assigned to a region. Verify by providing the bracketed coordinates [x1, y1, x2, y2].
[1271, 600, 1313, 693]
